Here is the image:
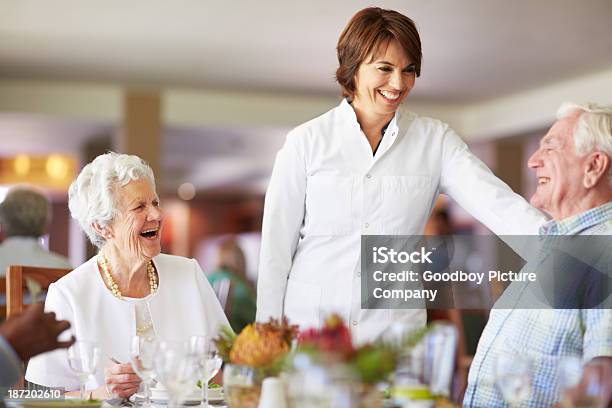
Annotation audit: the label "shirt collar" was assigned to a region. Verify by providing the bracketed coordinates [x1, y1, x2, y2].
[539, 201, 612, 236]
[338, 98, 401, 136]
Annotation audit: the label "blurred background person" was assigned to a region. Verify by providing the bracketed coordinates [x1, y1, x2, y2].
[424, 206, 453, 236]
[25, 152, 229, 398]
[0, 187, 72, 277]
[208, 237, 256, 333]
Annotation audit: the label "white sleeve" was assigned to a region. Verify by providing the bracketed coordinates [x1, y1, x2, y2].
[256, 130, 307, 322]
[440, 126, 547, 237]
[25, 283, 79, 390]
[191, 259, 231, 336]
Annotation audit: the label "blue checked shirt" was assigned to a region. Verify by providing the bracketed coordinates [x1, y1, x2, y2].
[464, 202, 612, 407]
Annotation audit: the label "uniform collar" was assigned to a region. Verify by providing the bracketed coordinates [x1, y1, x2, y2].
[539, 201, 612, 236]
[338, 98, 401, 137]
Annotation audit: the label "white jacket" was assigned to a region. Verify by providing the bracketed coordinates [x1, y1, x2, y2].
[256, 99, 545, 345]
[25, 253, 229, 390]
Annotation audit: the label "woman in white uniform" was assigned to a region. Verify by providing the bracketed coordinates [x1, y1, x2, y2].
[256, 7, 546, 345]
[26, 152, 229, 397]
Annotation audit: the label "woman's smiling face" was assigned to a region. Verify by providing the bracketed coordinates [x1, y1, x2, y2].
[352, 40, 416, 118]
[106, 178, 163, 261]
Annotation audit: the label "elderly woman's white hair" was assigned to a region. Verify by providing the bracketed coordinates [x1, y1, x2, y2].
[68, 152, 156, 248]
[557, 102, 612, 186]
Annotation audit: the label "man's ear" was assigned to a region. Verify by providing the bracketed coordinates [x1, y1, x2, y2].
[583, 152, 610, 188]
[91, 222, 112, 240]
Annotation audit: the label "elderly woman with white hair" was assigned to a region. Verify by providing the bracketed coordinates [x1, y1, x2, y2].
[25, 152, 229, 398]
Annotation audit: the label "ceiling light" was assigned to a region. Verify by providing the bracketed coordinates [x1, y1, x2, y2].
[46, 155, 69, 180]
[13, 154, 31, 176]
[177, 182, 196, 200]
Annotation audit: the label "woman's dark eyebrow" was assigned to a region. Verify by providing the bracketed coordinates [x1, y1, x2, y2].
[375, 60, 415, 70]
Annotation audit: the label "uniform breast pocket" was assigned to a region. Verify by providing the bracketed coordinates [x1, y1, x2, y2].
[304, 175, 353, 235]
[382, 175, 432, 233]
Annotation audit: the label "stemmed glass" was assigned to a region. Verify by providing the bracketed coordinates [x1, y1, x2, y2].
[189, 336, 223, 408]
[130, 336, 157, 407]
[67, 341, 101, 401]
[495, 353, 533, 407]
[154, 340, 197, 408]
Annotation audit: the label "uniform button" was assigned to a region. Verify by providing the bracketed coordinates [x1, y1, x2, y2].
[352, 320, 358, 326]
[356, 271, 361, 278]
[366, 174, 372, 179]
[364, 223, 369, 228]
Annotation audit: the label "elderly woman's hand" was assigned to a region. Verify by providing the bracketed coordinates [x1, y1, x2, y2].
[66, 362, 140, 400]
[105, 362, 141, 398]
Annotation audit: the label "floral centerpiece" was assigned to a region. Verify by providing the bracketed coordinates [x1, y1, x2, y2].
[297, 314, 426, 384]
[289, 314, 428, 407]
[216, 318, 298, 408]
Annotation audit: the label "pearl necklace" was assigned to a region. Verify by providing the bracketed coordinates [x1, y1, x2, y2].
[135, 304, 154, 337]
[98, 254, 158, 300]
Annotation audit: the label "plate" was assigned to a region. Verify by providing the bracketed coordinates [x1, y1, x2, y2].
[19, 400, 102, 408]
[135, 387, 224, 404]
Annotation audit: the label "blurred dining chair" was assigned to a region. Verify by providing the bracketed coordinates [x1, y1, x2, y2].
[6, 265, 72, 318]
[5, 264, 72, 389]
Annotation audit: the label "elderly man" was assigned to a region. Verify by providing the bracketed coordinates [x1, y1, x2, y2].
[0, 187, 72, 277]
[464, 102, 612, 407]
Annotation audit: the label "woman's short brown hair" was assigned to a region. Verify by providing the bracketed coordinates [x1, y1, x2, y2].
[335, 7, 422, 100]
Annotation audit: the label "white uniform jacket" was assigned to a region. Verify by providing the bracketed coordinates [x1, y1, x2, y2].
[256, 99, 546, 345]
[25, 253, 229, 390]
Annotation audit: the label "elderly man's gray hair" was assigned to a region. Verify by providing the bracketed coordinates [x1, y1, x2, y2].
[557, 102, 612, 186]
[68, 152, 156, 248]
[0, 187, 50, 237]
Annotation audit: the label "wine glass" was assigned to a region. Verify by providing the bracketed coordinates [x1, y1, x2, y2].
[154, 340, 197, 408]
[130, 336, 157, 407]
[67, 341, 101, 401]
[495, 353, 533, 407]
[189, 336, 223, 408]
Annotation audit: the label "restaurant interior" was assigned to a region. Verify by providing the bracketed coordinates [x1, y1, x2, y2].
[1, 0, 612, 406]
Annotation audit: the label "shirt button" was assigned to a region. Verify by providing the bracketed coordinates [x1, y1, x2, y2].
[352, 320, 358, 326]
[364, 223, 369, 228]
[366, 174, 372, 179]
[356, 271, 361, 278]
